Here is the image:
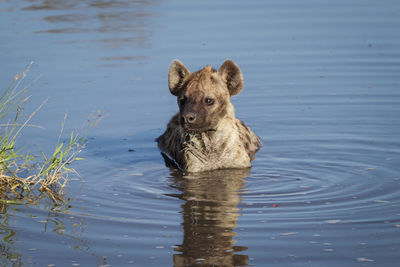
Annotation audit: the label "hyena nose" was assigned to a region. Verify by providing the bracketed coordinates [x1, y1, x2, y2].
[183, 113, 197, 124]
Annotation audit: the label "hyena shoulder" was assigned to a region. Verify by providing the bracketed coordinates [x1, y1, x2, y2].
[235, 119, 261, 160]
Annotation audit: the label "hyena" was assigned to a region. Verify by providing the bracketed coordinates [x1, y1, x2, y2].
[157, 59, 261, 172]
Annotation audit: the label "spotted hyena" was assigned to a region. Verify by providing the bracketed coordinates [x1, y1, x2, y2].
[157, 59, 261, 172]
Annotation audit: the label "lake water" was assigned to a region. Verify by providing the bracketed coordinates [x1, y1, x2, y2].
[1, 0, 400, 266]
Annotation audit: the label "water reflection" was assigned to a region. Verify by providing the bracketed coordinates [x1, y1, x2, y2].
[0, 197, 87, 266]
[21, 0, 156, 59]
[170, 169, 250, 267]
[0, 202, 22, 266]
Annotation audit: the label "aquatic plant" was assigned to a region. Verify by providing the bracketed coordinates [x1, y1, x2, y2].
[0, 63, 101, 203]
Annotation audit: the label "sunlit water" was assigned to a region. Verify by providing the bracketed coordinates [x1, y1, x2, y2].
[1, 0, 400, 266]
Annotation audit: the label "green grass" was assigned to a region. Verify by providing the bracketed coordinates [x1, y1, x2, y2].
[0, 63, 101, 203]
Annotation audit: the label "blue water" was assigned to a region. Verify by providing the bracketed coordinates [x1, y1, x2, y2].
[1, 0, 400, 266]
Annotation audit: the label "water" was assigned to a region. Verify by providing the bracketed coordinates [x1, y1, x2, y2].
[1, 0, 400, 266]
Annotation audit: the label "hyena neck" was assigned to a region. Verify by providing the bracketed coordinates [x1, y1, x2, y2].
[179, 116, 250, 172]
[181, 115, 238, 152]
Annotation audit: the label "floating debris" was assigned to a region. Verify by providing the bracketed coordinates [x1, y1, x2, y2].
[373, 200, 390, 203]
[325, 220, 341, 224]
[280, 232, 299, 236]
[357, 257, 374, 262]
[130, 172, 144, 177]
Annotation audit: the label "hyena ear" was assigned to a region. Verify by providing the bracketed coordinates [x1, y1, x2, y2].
[168, 59, 190, 96]
[218, 59, 244, 96]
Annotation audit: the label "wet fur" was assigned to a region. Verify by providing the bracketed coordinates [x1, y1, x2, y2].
[157, 60, 261, 172]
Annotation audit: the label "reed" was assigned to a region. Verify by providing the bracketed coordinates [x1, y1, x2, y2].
[0, 63, 100, 202]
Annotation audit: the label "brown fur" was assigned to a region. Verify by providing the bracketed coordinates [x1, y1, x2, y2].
[157, 59, 261, 172]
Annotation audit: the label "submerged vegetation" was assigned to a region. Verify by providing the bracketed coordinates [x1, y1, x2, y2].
[0, 63, 101, 203]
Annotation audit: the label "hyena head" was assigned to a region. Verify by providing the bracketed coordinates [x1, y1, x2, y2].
[168, 59, 244, 132]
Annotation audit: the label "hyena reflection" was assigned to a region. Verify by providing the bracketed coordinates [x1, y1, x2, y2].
[172, 169, 249, 266]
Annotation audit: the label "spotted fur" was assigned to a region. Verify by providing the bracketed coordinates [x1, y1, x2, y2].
[157, 59, 261, 172]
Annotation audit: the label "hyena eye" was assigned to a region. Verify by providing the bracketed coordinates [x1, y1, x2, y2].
[205, 98, 214, 106]
[179, 97, 186, 106]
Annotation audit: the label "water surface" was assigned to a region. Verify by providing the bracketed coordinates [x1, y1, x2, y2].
[1, 0, 400, 266]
